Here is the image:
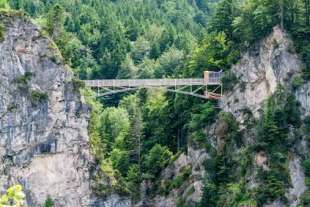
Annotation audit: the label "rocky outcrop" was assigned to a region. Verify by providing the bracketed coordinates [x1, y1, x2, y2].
[295, 82, 310, 116]
[222, 26, 307, 207]
[222, 26, 301, 120]
[141, 144, 208, 207]
[93, 194, 131, 207]
[0, 12, 94, 206]
[287, 156, 306, 207]
[135, 26, 308, 207]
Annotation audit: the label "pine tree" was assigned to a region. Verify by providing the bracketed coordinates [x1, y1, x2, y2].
[47, 4, 65, 39]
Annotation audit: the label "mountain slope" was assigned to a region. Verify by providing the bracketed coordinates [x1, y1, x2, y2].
[133, 26, 308, 207]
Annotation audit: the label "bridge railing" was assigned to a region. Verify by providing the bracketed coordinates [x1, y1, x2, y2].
[83, 78, 219, 88]
[204, 71, 222, 85]
[83, 71, 222, 89]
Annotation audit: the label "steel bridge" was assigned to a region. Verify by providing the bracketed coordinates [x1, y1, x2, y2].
[83, 71, 223, 100]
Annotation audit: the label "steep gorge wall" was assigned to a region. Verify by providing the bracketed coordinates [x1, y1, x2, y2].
[221, 26, 307, 207]
[145, 27, 308, 207]
[0, 13, 94, 206]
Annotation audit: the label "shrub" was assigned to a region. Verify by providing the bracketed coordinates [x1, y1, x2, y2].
[199, 181, 218, 207]
[43, 197, 54, 207]
[255, 169, 287, 205]
[302, 159, 310, 177]
[0, 185, 25, 206]
[71, 77, 85, 92]
[13, 72, 34, 91]
[0, 23, 4, 42]
[272, 39, 279, 48]
[30, 90, 48, 105]
[188, 102, 216, 131]
[304, 116, 310, 134]
[126, 164, 141, 201]
[291, 74, 304, 90]
[144, 144, 172, 177]
[283, 95, 301, 127]
[110, 149, 130, 176]
[162, 165, 192, 194]
[221, 70, 238, 92]
[300, 190, 310, 207]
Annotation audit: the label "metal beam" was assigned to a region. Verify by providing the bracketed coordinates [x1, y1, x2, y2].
[83, 71, 223, 100]
[84, 78, 220, 88]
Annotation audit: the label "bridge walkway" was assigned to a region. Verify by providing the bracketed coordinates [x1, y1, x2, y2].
[83, 71, 223, 100]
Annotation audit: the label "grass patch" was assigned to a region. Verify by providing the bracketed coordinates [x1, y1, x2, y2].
[0, 23, 4, 42]
[160, 165, 192, 195]
[13, 72, 34, 91]
[30, 90, 48, 105]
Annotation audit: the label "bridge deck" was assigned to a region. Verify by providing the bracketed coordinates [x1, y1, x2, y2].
[84, 78, 220, 88]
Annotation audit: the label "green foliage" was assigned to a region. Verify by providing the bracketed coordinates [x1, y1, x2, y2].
[13, 72, 34, 91]
[187, 32, 236, 76]
[82, 88, 105, 161]
[119, 95, 144, 164]
[199, 181, 218, 207]
[188, 102, 217, 145]
[189, 102, 216, 130]
[10, 0, 214, 79]
[43, 197, 54, 207]
[142, 89, 172, 151]
[46, 4, 65, 39]
[300, 190, 310, 207]
[255, 169, 288, 205]
[217, 182, 257, 207]
[110, 148, 130, 175]
[252, 90, 300, 205]
[302, 159, 310, 177]
[291, 74, 305, 90]
[304, 116, 310, 134]
[144, 144, 172, 177]
[100, 107, 130, 152]
[161, 165, 192, 195]
[0, 0, 9, 9]
[221, 70, 238, 91]
[29, 90, 48, 105]
[0, 23, 4, 42]
[126, 164, 141, 201]
[257, 91, 301, 150]
[0, 185, 25, 207]
[71, 78, 85, 92]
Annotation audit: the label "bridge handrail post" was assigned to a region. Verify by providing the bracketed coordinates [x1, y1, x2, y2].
[97, 80, 99, 96]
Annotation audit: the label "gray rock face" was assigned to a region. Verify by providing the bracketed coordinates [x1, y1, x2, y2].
[221, 26, 307, 207]
[222, 26, 301, 120]
[0, 13, 94, 206]
[147, 144, 208, 207]
[93, 194, 131, 207]
[295, 82, 310, 116]
[287, 156, 306, 207]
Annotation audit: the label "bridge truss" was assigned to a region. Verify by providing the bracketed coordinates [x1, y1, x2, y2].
[83, 71, 223, 100]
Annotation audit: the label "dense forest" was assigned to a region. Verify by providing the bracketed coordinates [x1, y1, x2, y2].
[1, 0, 309, 206]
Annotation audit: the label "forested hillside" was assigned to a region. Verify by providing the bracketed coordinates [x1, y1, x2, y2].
[1, 0, 309, 206]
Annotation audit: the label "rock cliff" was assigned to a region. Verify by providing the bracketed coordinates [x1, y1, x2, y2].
[144, 26, 307, 207]
[221, 26, 301, 119]
[0, 12, 94, 206]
